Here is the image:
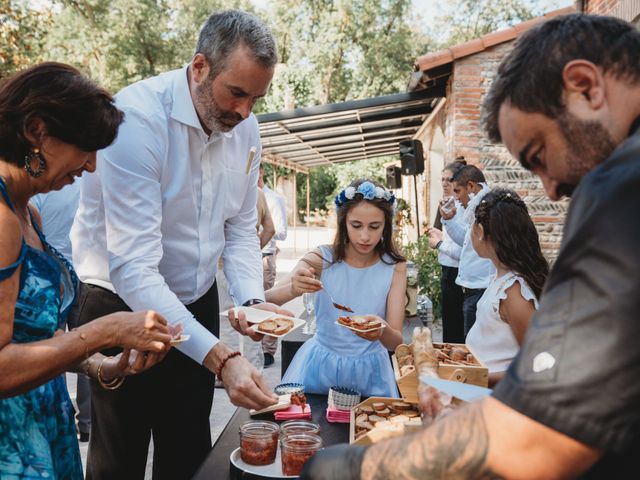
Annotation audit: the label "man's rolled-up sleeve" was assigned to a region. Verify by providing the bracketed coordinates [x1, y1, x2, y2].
[102, 108, 218, 365]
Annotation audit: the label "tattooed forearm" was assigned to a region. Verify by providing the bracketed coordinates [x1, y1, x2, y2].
[360, 401, 504, 480]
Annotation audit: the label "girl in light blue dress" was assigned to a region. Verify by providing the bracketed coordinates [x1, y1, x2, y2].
[268, 179, 406, 397]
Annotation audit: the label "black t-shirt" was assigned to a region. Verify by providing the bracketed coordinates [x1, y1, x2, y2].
[492, 130, 640, 477]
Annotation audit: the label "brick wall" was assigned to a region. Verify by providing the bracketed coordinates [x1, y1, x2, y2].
[442, 42, 568, 261]
[584, 0, 640, 20]
[584, 0, 621, 14]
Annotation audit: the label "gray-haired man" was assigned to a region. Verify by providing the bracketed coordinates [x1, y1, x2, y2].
[72, 10, 284, 480]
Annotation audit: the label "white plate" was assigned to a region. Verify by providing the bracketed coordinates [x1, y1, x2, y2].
[249, 316, 306, 338]
[230, 446, 297, 478]
[219, 307, 276, 324]
[169, 334, 190, 346]
[335, 321, 387, 333]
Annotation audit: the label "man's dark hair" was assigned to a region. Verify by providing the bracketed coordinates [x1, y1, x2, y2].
[0, 62, 123, 167]
[196, 10, 278, 79]
[451, 164, 485, 185]
[482, 13, 640, 143]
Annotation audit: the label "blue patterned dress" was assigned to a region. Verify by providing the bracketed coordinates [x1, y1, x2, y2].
[0, 178, 83, 479]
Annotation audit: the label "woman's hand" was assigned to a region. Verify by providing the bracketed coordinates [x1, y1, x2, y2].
[352, 315, 387, 342]
[291, 267, 322, 296]
[100, 348, 168, 381]
[109, 310, 171, 353]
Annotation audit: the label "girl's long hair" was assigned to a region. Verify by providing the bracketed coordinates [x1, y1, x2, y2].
[332, 178, 405, 265]
[474, 188, 549, 299]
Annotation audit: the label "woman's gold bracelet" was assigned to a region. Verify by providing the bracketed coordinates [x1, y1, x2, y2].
[97, 356, 125, 390]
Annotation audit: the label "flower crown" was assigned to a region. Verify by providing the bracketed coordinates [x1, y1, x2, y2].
[334, 181, 395, 210]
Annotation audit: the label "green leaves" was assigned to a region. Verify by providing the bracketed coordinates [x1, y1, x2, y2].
[0, 0, 52, 80]
[404, 236, 442, 319]
[258, 0, 428, 111]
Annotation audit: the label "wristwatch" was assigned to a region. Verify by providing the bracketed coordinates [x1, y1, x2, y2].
[435, 240, 443, 250]
[242, 299, 265, 307]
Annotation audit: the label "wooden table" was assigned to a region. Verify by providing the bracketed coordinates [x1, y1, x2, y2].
[192, 394, 349, 480]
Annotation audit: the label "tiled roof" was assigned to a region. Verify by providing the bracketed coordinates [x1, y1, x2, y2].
[414, 6, 575, 73]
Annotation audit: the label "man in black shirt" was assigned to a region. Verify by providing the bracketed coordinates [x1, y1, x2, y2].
[301, 13, 640, 479]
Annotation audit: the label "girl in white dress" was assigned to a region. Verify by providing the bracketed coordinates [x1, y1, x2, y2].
[267, 179, 406, 396]
[466, 188, 549, 387]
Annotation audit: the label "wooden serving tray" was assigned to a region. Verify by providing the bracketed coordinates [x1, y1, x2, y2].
[349, 397, 422, 446]
[392, 342, 488, 404]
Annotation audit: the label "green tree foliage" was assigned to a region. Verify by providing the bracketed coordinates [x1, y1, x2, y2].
[44, 0, 179, 92]
[40, 0, 253, 93]
[295, 168, 338, 216]
[259, 0, 431, 111]
[293, 156, 391, 219]
[404, 236, 441, 318]
[0, 1, 52, 79]
[433, 0, 547, 46]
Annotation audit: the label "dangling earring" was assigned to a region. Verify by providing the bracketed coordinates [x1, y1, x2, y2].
[24, 147, 46, 178]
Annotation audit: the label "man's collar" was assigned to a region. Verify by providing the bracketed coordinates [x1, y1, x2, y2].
[170, 65, 237, 139]
[171, 65, 202, 131]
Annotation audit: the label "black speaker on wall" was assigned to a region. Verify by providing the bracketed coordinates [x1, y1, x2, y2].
[386, 165, 402, 189]
[399, 139, 424, 175]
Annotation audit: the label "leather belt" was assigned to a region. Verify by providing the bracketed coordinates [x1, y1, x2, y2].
[462, 287, 484, 295]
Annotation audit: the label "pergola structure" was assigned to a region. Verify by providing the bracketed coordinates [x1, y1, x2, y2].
[256, 82, 448, 246]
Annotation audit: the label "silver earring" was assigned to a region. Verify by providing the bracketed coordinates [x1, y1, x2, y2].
[24, 148, 46, 178]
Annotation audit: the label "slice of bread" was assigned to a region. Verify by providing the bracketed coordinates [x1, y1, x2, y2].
[259, 317, 294, 335]
[257, 319, 278, 334]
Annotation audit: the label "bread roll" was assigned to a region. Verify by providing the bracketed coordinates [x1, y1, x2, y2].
[411, 326, 439, 378]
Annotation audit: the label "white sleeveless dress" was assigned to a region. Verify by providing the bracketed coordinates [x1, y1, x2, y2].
[282, 245, 400, 397]
[466, 271, 538, 373]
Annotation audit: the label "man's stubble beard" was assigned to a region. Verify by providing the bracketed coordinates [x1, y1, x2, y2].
[555, 111, 617, 197]
[194, 76, 242, 134]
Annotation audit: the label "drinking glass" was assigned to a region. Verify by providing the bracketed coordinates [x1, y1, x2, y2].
[302, 292, 316, 335]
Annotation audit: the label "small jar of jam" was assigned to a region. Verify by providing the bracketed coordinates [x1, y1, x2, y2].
[280, 433, 323, 476]
[279, 420, 320, 438]
[239, 420, 279, 466]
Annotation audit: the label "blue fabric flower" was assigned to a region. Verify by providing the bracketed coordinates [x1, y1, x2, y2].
[357, 181, 377, 200]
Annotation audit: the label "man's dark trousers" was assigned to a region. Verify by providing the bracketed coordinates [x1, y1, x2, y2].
[78, 283, 219, 480]
[440, 266, 465, 344]
[462, 287, 485, 339]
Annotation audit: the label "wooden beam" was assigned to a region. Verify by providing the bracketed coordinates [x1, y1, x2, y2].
[262, 154, 309, 174]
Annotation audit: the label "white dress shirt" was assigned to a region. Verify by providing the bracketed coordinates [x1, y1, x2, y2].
[262, 185, 287, 255]
[443, 184, 495, 289]
[71, 66, 264, 364]
[437, 200, 462, 268]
